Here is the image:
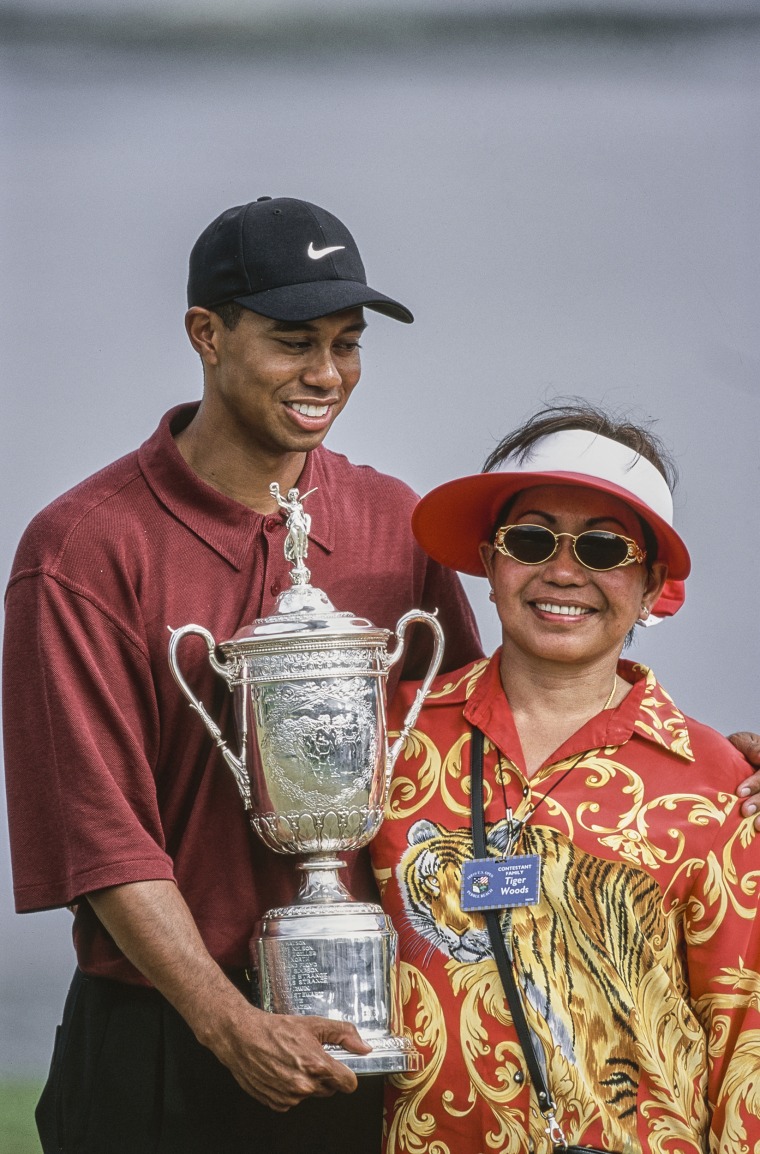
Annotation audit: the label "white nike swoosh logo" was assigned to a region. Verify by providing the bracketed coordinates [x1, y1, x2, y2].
[307, 242, 345, 260]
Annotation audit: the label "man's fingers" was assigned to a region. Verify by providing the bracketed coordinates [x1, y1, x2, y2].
[738, 783, 760, 832]
[729, 730, 760, 770]
[283, 1017, 366, 1095]
[727, 732, 760, 831]
[317, 1017, 373, 1056]
[226, 1012, 364, 1106]
[736, 771, 760, 802]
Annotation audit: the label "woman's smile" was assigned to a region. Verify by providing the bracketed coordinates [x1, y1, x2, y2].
[531, 600, 597, 620]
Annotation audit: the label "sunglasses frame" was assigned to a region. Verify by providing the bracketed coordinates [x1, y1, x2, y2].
[492, 523, 646, 572]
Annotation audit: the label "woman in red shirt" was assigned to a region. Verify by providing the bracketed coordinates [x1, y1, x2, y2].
[372, 404, 760, 1154]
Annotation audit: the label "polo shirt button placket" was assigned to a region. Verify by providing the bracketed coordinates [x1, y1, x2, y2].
[263, 515, 284, 599]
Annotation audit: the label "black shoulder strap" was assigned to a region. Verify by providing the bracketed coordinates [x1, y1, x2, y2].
[470, 727, 565, 1147]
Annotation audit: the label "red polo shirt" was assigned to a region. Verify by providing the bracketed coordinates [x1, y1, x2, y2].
[3, 403, 481, 982]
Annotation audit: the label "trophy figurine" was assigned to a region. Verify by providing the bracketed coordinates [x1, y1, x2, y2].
[168, 484, 444, 1073]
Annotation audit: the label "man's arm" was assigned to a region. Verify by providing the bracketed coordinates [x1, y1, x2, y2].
[729, 731, 760, 830]
[87, 879, 370, 1111]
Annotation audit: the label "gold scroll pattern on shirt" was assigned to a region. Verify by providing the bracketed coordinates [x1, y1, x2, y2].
[378, 664, 760, 1153]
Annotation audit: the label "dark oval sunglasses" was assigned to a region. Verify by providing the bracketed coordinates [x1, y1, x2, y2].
[493, 523, 646, 572]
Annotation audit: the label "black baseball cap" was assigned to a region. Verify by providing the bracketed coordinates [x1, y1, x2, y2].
[187, 197, 413, 324]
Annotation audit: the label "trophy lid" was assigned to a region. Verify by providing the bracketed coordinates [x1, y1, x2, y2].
[223, 483, 390, 650]
[227, 589, 387, 645]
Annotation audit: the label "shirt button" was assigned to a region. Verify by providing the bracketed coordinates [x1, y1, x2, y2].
[270, 579, 281, 595]
[513, 1069, 524, 1083]
[264, 517, 279, 532]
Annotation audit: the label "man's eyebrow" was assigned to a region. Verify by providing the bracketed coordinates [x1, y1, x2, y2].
[268, 320, 319, 333]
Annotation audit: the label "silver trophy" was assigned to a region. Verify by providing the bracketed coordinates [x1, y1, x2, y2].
[168, 484, 444, 1074]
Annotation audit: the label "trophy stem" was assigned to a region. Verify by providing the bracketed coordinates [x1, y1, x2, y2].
[296, 854, 353, 905]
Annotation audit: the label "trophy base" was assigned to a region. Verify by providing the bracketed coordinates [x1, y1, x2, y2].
[325, 1038, 423, 1075]
[251, 894, 423, 1077]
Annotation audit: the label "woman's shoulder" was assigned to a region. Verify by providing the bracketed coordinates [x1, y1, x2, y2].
[645, 677, 749, 792]
[391, 657, 491, 720]
[678, 710, 750, 787]
[625, 661, 749, 789]
[622, 661, 743, 769]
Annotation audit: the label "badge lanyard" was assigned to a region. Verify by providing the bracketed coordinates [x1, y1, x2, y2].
[462, 732, 584, 915]
[468, 725, 568, 1150]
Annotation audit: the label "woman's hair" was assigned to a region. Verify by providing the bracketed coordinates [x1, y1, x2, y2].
[483, 402, 677, 488]
[482, 401, 678, 567]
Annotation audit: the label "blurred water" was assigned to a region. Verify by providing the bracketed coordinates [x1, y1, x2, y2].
[1, 26, 758, 1074]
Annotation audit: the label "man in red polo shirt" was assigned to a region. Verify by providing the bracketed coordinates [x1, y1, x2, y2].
[3, 198, 482, 1154]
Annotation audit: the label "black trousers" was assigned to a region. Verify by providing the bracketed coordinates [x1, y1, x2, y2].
[37, 970, 383, 1154]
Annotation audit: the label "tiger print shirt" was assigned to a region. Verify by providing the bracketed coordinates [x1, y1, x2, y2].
[371, 653, 760, 1154]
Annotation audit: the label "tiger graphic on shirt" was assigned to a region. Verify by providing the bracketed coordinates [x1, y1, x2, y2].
[394, 819, 709, 1151]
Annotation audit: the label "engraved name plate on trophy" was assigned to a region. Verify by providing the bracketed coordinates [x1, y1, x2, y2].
[168, 484, 443, 1073]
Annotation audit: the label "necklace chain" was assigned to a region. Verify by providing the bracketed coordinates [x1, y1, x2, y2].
[603, 674, 618, 711]
[494, 673, 619, 841]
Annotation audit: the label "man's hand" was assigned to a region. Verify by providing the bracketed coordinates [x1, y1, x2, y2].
[729, 731, 760, 831]
[214, 1004, 369, 1111]
[87, 879, 370, 1110]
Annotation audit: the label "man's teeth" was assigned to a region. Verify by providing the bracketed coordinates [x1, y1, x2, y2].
[290, 402, 329, 417]
[535, 603, 592, 617]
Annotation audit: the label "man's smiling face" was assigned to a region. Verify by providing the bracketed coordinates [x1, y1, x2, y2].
[204, 305, 366, 458]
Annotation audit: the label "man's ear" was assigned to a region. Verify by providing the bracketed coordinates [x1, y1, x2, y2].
[185, 307, 221, 365]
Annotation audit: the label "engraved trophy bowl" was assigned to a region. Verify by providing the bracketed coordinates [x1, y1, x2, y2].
[168, 484, 444, 1074]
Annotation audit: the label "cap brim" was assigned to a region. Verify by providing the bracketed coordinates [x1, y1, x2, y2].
[233, 280, 413, 324]
[412, 470, 691, 580]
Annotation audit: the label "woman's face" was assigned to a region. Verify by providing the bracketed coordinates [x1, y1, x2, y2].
[479, 484, 667, 671]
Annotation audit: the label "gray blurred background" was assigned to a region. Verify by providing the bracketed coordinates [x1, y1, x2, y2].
[1, 0, 758, 1077]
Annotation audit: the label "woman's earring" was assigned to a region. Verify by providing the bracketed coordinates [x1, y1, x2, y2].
[640, 604, 650, 619]
[489, 588, 496, 602]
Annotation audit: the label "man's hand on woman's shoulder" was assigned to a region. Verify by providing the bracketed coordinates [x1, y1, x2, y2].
[730, 731, 760, 830]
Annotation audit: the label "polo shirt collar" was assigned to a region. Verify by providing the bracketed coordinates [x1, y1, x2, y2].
[462, 651, 695, 770]
[138, 403, 336, 569]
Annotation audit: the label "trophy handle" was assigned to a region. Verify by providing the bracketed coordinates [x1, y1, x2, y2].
[167, 624, 251, 810]
[386, 610, 445, 779]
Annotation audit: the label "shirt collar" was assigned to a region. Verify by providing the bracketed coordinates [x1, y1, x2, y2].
[624, 660, 694, 762]
[460, 652, 694, 768]
[137, 403, 335, 569]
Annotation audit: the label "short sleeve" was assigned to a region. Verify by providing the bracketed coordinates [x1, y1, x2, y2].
[3, 573, 174, 912]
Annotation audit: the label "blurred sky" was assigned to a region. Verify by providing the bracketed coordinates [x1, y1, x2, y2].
[1, 1, 759, 1075]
